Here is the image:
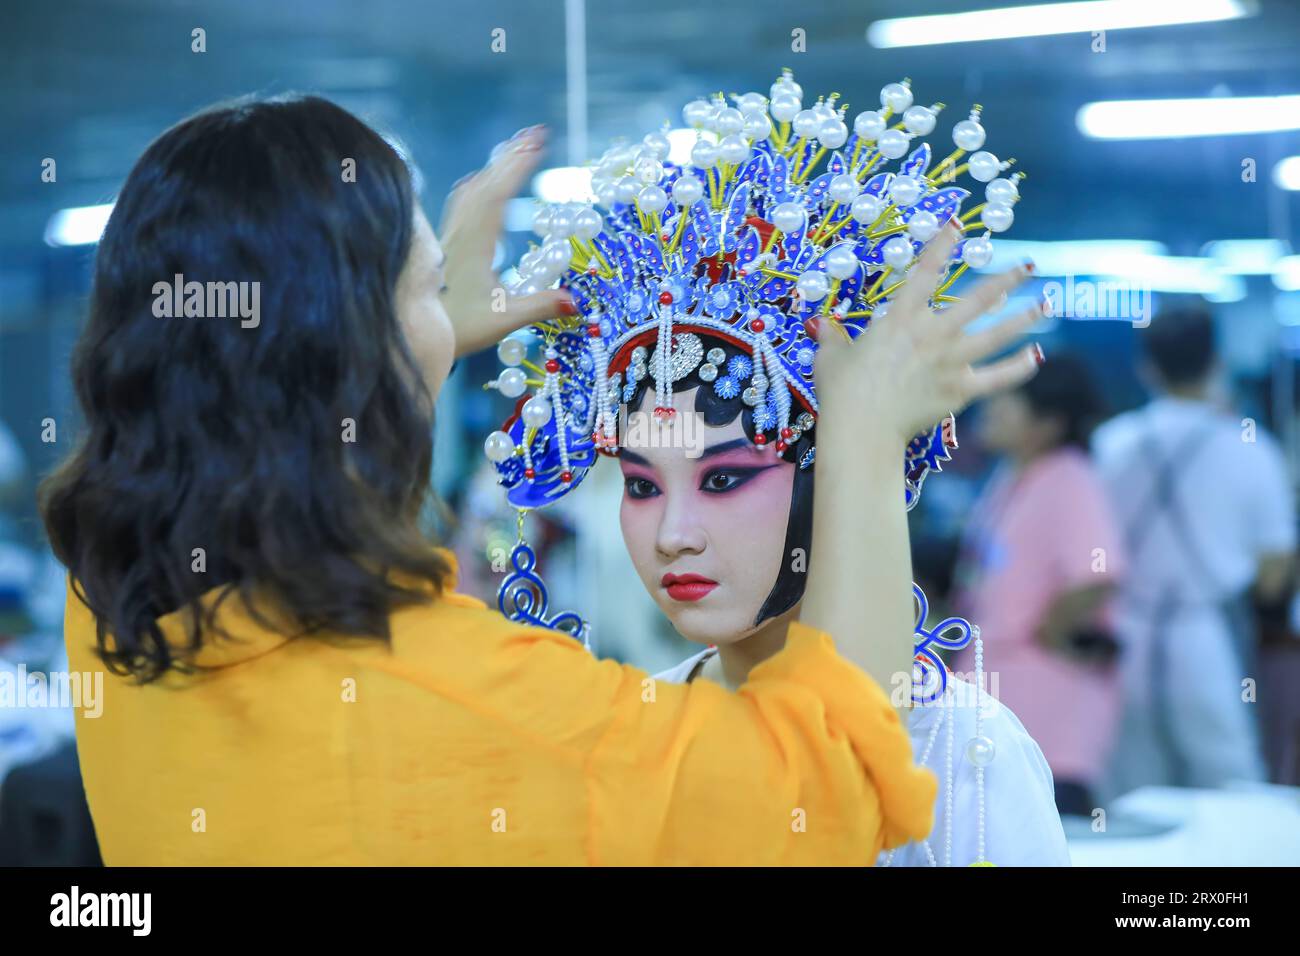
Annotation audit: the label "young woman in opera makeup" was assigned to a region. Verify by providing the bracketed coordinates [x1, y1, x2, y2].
[617, 330, 1069, 866]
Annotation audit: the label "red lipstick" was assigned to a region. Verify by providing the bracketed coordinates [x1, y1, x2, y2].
[661, 572, 718, 602]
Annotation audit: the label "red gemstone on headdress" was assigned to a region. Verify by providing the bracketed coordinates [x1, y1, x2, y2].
[663, 407, 676, 418]
[524, 467, 535, 479]
[561, 471, 573, 483]
[776, 440, 787, 453]
[661, 232, 671, 242]
[587, 323, 601, 337]
[750, 317, 765, 332]
[545, 359, 560, 373]
[781, 427, 793, 438]
[658, 291, 674, 305]
[587, 266, 598, 275]
[754, 433, 767, 445]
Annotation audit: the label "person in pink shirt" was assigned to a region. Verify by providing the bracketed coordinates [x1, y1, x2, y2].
[954, 354, 1127, 816]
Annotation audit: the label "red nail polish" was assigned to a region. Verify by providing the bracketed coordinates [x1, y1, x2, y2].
[1023, 259, 1036, 276]
[557, 298, 578, 316]
[1033, 343, 1046, 366]
[804, 316, 820, 341]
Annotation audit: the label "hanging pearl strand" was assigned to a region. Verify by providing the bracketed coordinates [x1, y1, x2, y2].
[653, 290, 676, 419]
[880, 684, 948, 868]
[586, 311, 617, 450]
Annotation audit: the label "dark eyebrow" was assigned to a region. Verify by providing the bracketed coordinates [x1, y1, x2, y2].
[619, 437, 757, 468]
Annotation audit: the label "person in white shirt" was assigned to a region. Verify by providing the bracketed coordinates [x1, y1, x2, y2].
[1092, 306, 1296, 795]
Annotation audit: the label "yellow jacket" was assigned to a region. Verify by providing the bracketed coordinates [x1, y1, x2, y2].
[65, 553, 935, 865]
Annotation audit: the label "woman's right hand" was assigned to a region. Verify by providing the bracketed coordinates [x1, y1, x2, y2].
[814, 218, 1044, 449]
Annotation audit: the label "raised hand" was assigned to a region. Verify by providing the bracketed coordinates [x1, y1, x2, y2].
[439, 126, 575, 358]
[814, 219, 1044, 448]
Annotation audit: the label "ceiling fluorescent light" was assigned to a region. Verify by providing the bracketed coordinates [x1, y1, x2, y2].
[867, 0, 1251, 48]
[1273, 156, 1300, 190]
[44, 202, 114, 247]
[1078, 94, 1300, 139]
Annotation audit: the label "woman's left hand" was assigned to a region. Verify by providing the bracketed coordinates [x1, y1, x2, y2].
[439, 125, 575, 358]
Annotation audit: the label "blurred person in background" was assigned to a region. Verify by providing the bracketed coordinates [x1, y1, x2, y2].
[954, 353, 1126, 817]
[1093, 306, 1296, 795]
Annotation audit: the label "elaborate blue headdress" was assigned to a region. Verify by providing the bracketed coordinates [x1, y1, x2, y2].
[483, 72, 1023, 699]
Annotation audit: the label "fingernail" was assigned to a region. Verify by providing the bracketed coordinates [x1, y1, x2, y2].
[557, 297, 578, 316]
[1033, 343, 1046, 366]
[1023, 259, 1036, 276]
[1040, 297, 1052, 316]
[948, 216, 962, 233]
[804, 316, 820, 341]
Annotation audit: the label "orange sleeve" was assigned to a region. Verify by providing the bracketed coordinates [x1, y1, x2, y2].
[574, 620, 937, 865]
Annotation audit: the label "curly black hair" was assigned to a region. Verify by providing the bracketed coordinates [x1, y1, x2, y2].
[39, 95, 452, 682]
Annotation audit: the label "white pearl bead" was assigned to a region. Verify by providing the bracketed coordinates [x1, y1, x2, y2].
[614, 177, 638, 204]
[902, 105, 936, 136]
[771, 77, 802, 102]
[850, 194, 885, 224]
[484, 430, 514, 463]
[518, 248, 541, 274]
[771, 201, 806, 234]
[880, 82, 914, 113]
[736, 92, 767, 115]
[714, 107, 745, 136]
[641, 131, 670, 160]
[823, 244, 859, 280]
[986, 177, 1019, 204]
[968, 151, 1000, 183]
[982, 202, 1014, 232]
[633, 156, 663, 184]
[497, 338, 526, 367]
[690, 140, 719, 168]
[672, 174, 704, 205]
[795, 270, 830, 302]
[572, 207, 603, 241]
[907, 210, 941, 242]
[853, 110, 886, 140]
[966, 735, 996, 767]
[963, 235, 994, 268]
[532, 206, 554, 237]
[497, 367, 528, 398]
[542, 242, 571, 271]
[770, 93, 801, 123]
[877, 128, 911, 159]
[742, 113, 772, 141]
[882, 235, 914, 270]
[595, 181, 618, 207]
[682, 99, 712, 128]
[828, 173, 860, 204]
[718, 134, 751, 165]
[792, 109, 820, 139]
[818, 118, 848, 149]
[888, 174, 923, 206]
[637, 184, 669, 214]
[522, 396, 553, 428]
[548, 207, 574, 237]
[952, 119, 986, 151]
